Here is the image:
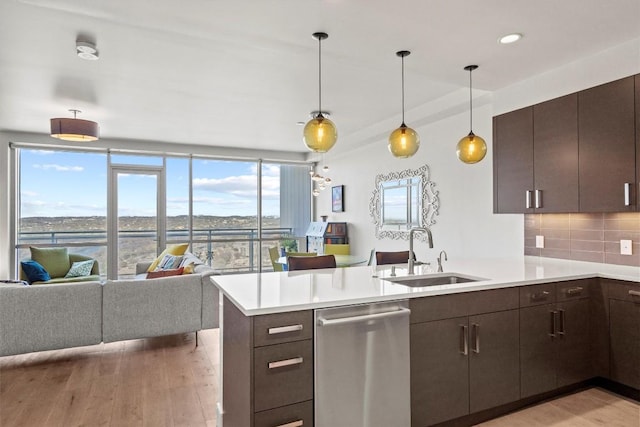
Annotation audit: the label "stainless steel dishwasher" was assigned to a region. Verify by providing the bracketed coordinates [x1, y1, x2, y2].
[314, 300, 411, 427]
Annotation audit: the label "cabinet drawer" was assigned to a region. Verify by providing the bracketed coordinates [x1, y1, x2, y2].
[254, 310, 313, 347]
[520, 283, 556, 307]
[557, 279, 592, 302]
[254, 340, 313, 412]
[410, 293, 468, 323]
[466, 287, 519, 315]
[607, 281, 640, 303]
[254, 400, 313, 427]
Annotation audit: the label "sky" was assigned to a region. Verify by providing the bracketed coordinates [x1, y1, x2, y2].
[19, 149, 284, 218]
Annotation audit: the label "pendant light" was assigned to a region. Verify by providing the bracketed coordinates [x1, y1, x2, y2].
[388, 50, 420, 158]
[456, 65, 487, 164]
[50, 109, 99, 141]
[303, 32, 337, 153]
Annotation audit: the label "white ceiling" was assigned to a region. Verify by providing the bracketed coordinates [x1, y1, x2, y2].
[0, 0, 639, 154]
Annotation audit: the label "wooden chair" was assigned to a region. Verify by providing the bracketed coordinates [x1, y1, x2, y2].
[375, 250, 416, 265]
[324, 244, 350, 255]
[268, 246, 284, 272]
[288, 254, 336, 271]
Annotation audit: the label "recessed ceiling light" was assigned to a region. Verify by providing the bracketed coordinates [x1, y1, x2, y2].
[498, 33, 522, 44]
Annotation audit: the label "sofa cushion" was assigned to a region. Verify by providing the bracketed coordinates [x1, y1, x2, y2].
[147, 243, 189, 272]
[31, 275, 100, 285]
[20, 260, 51, 284]
[30, 247, 70, 278]
[65, 259, 95, 278]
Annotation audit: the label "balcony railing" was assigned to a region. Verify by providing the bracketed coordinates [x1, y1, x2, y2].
[17, 227, 298, 275]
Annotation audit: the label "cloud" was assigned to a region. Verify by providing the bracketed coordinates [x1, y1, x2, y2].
[21, 190, 39, 197]
[20, 200, 105, 217]
[33, 164, 84, 172]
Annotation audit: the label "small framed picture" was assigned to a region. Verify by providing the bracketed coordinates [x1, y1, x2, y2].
[332, 185, 344, 212]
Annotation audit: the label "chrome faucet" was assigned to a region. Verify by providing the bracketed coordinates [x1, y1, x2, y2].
[408, 227, 434, 274]
[437, 250, 448, 272]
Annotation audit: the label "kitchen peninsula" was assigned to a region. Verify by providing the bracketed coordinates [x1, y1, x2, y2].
[212, 256, 640, 427]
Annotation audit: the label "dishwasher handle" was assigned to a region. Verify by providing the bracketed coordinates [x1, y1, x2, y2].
[317, 307, 411, 326]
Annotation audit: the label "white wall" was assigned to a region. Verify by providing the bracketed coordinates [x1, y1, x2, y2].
[314, 104, 523, 264]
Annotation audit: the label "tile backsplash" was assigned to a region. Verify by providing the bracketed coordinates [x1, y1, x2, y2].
[524, 213, 640, 267]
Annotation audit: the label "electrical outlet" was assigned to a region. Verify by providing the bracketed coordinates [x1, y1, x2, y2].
[536, 235, 545, 249]
[620, 239, 633, 255]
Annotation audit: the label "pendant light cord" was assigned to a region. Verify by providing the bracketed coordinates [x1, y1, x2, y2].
[318, 37, 322, 115]
[469, 68, 473, 132]
[401, 54, 405, 125]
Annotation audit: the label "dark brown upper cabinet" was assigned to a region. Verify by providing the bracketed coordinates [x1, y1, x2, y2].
[493, 95, 579, 213]
[493, 107, 534, 213]
[636, 74, 640, 211]
[578, 76, 636, 212]
[533, 94, 579, 212]
[494, 74, 637, 214]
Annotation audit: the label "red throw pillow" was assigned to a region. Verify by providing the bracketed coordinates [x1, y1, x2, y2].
[146, 267, 184, 279]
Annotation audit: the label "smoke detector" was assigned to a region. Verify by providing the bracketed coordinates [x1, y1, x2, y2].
[76, 40, 99, 60]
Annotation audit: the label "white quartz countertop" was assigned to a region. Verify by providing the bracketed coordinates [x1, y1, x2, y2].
[211, 256, 640, 316]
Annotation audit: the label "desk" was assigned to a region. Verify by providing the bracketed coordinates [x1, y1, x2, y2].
[277, 254, 367, 268]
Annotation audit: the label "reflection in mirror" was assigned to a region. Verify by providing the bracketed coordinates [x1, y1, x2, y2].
[370, 164, 439, 241]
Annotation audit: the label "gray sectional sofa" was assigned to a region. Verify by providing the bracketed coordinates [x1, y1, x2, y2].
[0, 263, 220, 356]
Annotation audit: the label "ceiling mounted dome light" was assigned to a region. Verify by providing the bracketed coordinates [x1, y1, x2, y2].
[456, 65, 487, 164]
[388, 50, 419, 158]
[303, 32, 337, 153]
[50, 109, 99, 141]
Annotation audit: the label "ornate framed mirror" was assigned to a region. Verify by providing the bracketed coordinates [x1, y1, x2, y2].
[369, 164, 439, 241]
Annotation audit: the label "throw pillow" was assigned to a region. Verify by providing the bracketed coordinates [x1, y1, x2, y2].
[181, 262, 195, 274]
[21, 260, 51, 284]
[146, 267, 184, 279]
[30, 247, 70, 278]
[65, 259, 95, 278]
[147, 243, 189, 272]
[156, 254, 183, 270]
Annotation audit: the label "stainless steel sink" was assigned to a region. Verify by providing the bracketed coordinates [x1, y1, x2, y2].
[387, 273, 484, 287]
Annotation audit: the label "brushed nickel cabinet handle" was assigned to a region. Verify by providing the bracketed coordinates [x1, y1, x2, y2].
[531, 290, 550, 301]
[268, 356, 303, 369]
[268, 324, 303, 335]
[460, 325, 468, 355]
[629, 290, 640, 297]
[526, 191, 532, 209]
[558, 309, 565, 336]
[276, 421, 304, 427]
[565, 286, 583, 296]
[624, 183, 631, 206]
[471, 323, 480, 354]
[549, 310, 557, 338]
[535, 190, 542, 209]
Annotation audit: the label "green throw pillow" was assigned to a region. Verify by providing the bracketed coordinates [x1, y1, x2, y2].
[65, 259, 95, 278]
[30, 247, 70, 278]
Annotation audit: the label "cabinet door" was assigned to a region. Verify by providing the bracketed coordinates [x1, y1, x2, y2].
[636, 74, 640, 211]
[493, 107, 534, 213]
[579, 76, 636, 212]
[556, 299, 592, 387]
[520, 304, 557, 398]
[410, 317, 469, 427]
[469, 310, 520, 413]
[610, 298, 640, 389]
[533, 94, 579, 212]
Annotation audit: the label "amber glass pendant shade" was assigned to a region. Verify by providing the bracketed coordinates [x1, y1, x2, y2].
[304, 32, 337, 153]
[389, 50, 419, 158]
[304, 114, 337, 153]
[388, 124, 420, 158]
[456, 131, 487, 164]
[457, 65, 486, 164]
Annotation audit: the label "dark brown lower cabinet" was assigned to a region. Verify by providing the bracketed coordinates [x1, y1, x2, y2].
[610, 297, 640, 389]
[410, 309, 519, 426]
[520, 281, 592, 398]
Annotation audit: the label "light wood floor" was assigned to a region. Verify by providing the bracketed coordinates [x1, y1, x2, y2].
[1, 330, 638, 427]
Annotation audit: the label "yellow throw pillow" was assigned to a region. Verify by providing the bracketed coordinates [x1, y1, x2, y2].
[147, 243, 189, 272]
[182, 262, 195, 274]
